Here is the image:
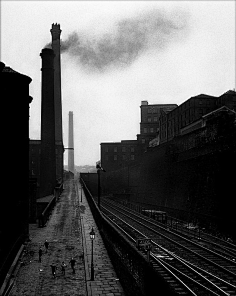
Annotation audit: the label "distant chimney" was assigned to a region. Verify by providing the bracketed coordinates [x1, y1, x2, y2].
[141, 101, 148, 106]
[68, 111, 74, 174]
[40, 48, 56, 197]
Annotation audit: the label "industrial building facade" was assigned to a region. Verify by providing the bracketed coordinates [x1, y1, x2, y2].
[160, 90, 236, 144]
[101, 140, 138, 172]
[100, 90, 236, 172]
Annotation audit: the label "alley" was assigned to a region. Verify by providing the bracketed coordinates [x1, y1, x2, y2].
[9, 179, 87, 296]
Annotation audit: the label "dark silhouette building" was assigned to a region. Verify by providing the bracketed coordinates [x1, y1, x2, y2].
[98, 90, 236, 237]
[101, 140, 138, 172]
[0, 61, 32, 283]
[137, 101, 177, 151]
[159, 91, 236, 144]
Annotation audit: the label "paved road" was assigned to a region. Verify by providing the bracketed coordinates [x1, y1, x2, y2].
[10, 179, 87, 296]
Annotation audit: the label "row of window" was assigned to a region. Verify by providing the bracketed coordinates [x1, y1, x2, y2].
[141, 137, 155, 144]
[169, 104, 213, 119]
[142, 127, 158, 134]
[146, 107, 160, 114]
[105, 147, 135, 153]
[105, 155, 135, 161]
[145, 116, 159, 122]
[160, 107, 214, 140]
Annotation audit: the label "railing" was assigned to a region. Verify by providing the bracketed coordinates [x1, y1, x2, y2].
[0, 233, 25, 289]
[54, 183, 63, 199]
[38, 195, 56, 227]
[38, 184, 63, 227]
[80, 177, 176, 296]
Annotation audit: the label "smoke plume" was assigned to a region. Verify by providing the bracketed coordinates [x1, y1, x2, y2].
[61, 8, 190, 72]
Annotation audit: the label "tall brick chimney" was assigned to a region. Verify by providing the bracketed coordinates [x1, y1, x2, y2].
[40, 48, 56, 197]
[68, 111, 74, 174]
[50, 23, 64, 182]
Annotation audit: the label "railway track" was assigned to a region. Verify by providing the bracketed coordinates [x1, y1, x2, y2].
[165, 220, 236, 262]
[100, 198, 236, 296]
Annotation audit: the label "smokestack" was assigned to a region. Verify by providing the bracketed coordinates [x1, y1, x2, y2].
[50, 23, 64, 182]
[39, 48, 56, 197]
[68, 111, 74, 174]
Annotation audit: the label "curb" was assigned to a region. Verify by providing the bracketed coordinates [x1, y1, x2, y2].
[81, 216, 92, 296]
[0, 244, 25, 296]
[77, 181, 92, 296]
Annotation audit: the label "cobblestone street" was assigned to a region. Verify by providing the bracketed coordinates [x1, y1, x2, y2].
[10, 179, 86, 296]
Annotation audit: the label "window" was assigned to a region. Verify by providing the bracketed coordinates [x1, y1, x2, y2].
[122, 146, 126, 152]
[114, 147, 117, 152]
[122, 155, 126, 160]
[142, 138, 145, 144]
[131, 146, 134, 152]
[150, 128, 154, 133]
[114, 155, 117, 160]
[105, 147, 109, 152]
[148, 117, 152, 122]
[144, 128, 148, 133]
[131, 155, 135, 160]
[154, 117, 158, 122]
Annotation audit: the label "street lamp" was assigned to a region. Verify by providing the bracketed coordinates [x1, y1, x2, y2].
[96, 161, 106, 209]
[81, 184, 83, 202]
[89, 227, 95, 281]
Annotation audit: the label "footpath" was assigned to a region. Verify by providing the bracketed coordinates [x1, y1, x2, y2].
[5, 179, 125, 296]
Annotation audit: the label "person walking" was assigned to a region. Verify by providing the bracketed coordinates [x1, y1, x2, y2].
[38, 247, 43, 263]
[50, 263, 57, 278]
[69, 257, 76, 274]
[44, 240, 49, 253]
[61, 261, 66, 275]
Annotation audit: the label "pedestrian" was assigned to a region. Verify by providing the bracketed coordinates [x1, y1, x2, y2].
[44, 240, 49, 253]
[69, 257, 76, 274]
[38, 247, 43, 263]
[61, 261, 66, 275]
[50, 263, 57, 278]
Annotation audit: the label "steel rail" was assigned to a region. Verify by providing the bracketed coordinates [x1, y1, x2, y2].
[101, 200, 236, 295]
[102, 198, 236, 276]
[102, 204, 235, 295]
[102, 208, 198, 296]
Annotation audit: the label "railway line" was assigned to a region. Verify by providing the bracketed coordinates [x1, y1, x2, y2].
[165, 220, 236, 261]
[100, 198, 236, 296]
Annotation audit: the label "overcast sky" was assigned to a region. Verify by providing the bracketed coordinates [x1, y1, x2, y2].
[1, 1, 235, 166]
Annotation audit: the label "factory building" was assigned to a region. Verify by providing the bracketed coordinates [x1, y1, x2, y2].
[159, 90, 236, 144]
[137, 101, 177, 151]
[101, 140, 138, 172]
[0, 62, 32, 283]
[100, 89, 236, 174]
